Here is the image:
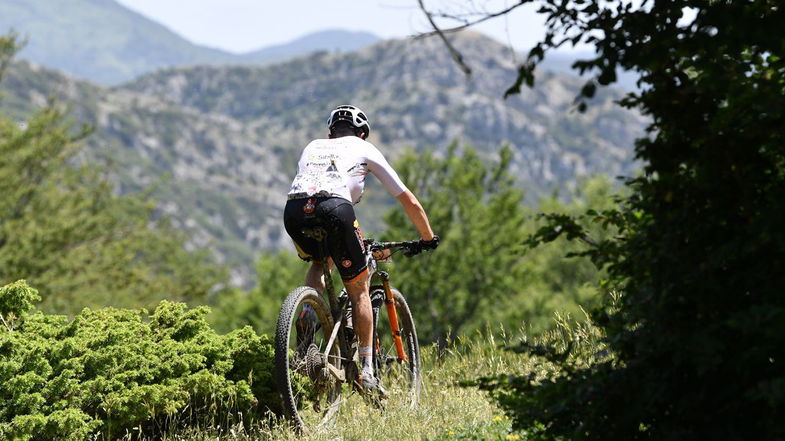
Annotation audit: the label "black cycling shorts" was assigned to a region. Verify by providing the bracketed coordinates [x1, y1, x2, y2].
[283, 197, 368, 281]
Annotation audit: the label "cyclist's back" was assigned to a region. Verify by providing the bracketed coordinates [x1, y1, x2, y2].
[288, 135, 408, 205]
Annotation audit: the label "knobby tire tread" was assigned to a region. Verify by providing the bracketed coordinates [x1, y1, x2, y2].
[274, 286, 335, 431]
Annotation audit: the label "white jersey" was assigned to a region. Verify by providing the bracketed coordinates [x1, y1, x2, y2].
[288, 136, 408, 204]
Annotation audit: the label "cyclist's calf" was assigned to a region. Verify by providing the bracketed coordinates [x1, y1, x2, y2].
[305, 260, 335, 293]
[343, 270, 373, 350]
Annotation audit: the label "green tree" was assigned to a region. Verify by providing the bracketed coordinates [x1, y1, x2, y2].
[505, 176, 618, 332]
[446, 1, 785, 439]
[383, 146, 616, 342]
[381, 145, 530, 346]
[0, 36, 227, 314]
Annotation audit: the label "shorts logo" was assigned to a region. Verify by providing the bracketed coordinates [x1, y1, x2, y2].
[303, 199, 315, 214]
[342, 259, 352, 268]
[353, 219, 364, 248]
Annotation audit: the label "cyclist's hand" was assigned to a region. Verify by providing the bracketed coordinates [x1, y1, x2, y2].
[421, 235, 439, 251]
[404, 235, 440, 257]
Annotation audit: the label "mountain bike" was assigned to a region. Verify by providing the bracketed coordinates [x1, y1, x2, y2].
[274, 227, 427, 431]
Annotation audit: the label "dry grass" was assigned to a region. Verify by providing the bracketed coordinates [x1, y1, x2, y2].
[157, 329, 533, 441]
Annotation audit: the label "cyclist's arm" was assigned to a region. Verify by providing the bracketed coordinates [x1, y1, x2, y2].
[362, 142, 435, 240]
[396, 190, 435, 241]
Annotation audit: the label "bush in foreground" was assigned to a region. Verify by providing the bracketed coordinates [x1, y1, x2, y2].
[0, 280, 277, 441]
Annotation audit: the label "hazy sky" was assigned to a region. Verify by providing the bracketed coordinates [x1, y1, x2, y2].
[114, 0, 549, 53]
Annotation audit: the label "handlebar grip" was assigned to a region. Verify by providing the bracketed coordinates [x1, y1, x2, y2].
[420, 235, 440, 250]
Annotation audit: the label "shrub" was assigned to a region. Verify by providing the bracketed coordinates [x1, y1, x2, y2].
[0, 280, 278, 441]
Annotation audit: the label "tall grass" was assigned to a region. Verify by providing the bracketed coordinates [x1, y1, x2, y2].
[147, 319, 603, 441]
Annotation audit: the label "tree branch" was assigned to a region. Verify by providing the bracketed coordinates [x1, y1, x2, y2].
[415, 1, 531, 39]
[416, 0, 472, 75]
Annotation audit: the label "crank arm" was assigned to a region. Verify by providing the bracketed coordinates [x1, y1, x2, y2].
[326, 363, 345, 382]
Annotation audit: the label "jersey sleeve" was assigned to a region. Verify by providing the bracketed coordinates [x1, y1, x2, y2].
[364, 143, 409, 197]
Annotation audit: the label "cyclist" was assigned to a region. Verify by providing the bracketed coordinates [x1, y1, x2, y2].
[283, 104, 439, 393]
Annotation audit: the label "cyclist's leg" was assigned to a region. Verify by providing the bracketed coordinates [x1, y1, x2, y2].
[305, 258, 335, 293]
[320, 200, 384, 391]
[344, 269, 372, 357]
[345, 269, 383, 392]
[283, 198, 324, 266]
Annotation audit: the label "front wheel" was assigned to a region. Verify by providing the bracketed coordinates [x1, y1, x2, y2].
[274, 286, 341, 431]
[370, 287, 421, 406]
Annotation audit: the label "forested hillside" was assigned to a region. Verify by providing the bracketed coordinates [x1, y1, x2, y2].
[0, 31, 646, 285]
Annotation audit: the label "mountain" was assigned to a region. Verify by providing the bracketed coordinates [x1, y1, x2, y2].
[123, 31, 643, 189]
[0, 0, 235, 84]
[0, 32, 647, 286]
[240, 30, 380, 65]
[0, 0, 380, 85]
[0, 0, 632, 90]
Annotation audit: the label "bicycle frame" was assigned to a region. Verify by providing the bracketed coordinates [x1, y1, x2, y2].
[304, 227, 412, 384]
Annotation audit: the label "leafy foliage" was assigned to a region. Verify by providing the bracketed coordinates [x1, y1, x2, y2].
[380, 145, 528, 346]
[0, 280, 277, 441]
[480, 1, 785, 439]
[510, 177, 619, 332]
[0, 33, 18, 80]
[0, 280, 40, 331]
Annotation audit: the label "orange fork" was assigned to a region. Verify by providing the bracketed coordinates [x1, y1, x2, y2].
[380, 274, 408, 362]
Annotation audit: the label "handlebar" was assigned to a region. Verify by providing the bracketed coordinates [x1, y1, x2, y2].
[364, 236, 440, 257]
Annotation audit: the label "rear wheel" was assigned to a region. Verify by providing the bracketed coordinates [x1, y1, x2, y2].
[370, 287, 421, 406]
[274, 286, 341, 431]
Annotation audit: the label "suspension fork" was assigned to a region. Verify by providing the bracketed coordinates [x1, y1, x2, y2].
[377, 271, 409, 362]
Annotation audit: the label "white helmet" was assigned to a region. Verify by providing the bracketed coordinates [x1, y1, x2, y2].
[327, 105, 370, 138]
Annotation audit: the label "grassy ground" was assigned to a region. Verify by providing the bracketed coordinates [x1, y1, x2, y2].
[152, 330, 533, 441]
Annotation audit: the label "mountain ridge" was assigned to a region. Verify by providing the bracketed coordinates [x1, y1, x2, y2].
[0, 0, 380, 84]
[239, 29, 380, 65]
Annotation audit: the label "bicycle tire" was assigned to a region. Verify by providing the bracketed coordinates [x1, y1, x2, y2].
[370, 287, 421, 405]
[274, 286, 342, 431]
